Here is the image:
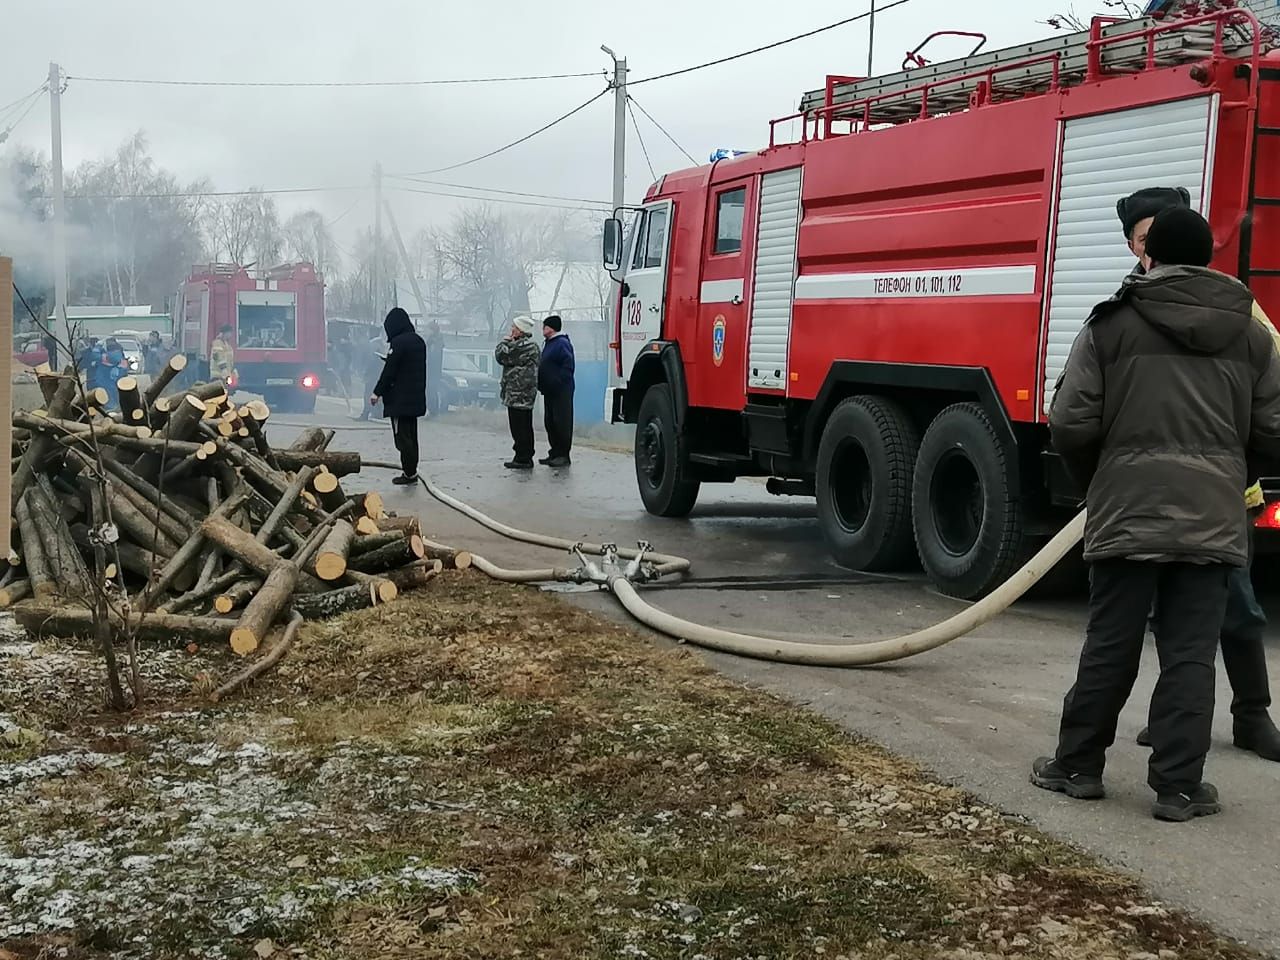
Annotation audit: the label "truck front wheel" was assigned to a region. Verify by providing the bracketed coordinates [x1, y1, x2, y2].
[816, 396, 919, 571]
[912, 402, 1023, 600]
[635, 384, 700, 518]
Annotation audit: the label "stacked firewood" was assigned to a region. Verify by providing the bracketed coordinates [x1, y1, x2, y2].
[6, 353, 470, 656]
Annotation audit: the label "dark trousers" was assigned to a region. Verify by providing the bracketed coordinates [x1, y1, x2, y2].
[1057, 559, 1229, 795]
[543, 390, 574, 460]
[390, 416, 419, 478]
[1151, 532, 1271, 721]
[427, 368, 444, 416]
[507, 407, 535, 464]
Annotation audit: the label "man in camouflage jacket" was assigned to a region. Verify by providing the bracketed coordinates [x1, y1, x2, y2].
[496, 315, 540, 469]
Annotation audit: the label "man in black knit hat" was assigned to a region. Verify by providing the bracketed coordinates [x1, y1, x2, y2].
[537, 314, 576, 468]
[1034, 207, 1280, 821]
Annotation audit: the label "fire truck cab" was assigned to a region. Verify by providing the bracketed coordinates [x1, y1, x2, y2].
[605, 8, 1280, 599]
[177, 262, 326, 414]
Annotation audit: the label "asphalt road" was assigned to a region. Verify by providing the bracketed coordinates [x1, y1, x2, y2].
[281, 397, 1280, 955]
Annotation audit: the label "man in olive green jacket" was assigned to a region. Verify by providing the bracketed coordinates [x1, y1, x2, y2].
[1034, 207, 1280, 821]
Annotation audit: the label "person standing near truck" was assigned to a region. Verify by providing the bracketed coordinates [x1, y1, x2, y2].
[425, 321, 446, 417]
[370, 307, 427, 485]
[1117, 187, 1280, 763]
[537, 315, 575, 468]
[1033, 207, 1280, 821]
[496, 315, 540, 470]
[210, 325, 236, 387]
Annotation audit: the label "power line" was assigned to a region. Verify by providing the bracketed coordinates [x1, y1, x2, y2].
[627, 98, 658, 181]
[627, 95, 697, 166]
[0, 82, 47, 120]
[388, 175, 606, 206]
[390, 184, 606, 212]
[327, 195, 365, 227]
[394, 87, 610, 177]
[0, 87, 48, 144]
[66, 71, 604, 89]
[630, 0, 912, 85]
[59, 185, 365, 201]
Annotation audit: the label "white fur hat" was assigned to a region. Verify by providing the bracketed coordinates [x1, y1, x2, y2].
[512, 315, 535, 334]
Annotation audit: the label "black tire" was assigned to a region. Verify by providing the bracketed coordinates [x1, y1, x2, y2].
[816, 396, 920, 571]
[912, 402, 1024, 600]
[292, 391, 318, 415]
[635, 384, 700, 518]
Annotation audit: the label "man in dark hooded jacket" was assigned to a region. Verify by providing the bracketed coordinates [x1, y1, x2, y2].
[1033, 207, 1280, 822]
[371, 307, 427, 485]
[1118, 187, 1280, 763]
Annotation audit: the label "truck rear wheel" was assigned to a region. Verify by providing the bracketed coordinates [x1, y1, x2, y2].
[636, 384, 700, 518]
[816, 396, 919, 571]
[912, 402, 1023, 600]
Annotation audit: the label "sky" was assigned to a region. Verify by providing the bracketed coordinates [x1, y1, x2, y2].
[0, 0, 1094, 253]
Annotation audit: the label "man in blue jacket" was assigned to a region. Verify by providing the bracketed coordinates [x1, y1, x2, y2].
[537, 315, 575, 468]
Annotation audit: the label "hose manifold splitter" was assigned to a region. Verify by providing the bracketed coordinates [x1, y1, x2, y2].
[568, 540, 660, 585]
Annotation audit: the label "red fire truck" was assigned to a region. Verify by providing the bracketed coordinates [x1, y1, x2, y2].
[604, 7, 1280, 599]
[176, 262, 325, 413]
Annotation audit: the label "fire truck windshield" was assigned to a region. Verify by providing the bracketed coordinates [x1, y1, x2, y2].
[236, 292, 297, 350]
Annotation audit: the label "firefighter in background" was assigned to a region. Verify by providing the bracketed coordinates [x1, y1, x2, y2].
[1037, 207, 1280, 821]
[210, 325, 236, 387]
[1117, 187, 1280, 763]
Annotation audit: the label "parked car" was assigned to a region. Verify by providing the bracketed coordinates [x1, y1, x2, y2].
[13, 333, 49, 369]
[440, 350, 501, 409]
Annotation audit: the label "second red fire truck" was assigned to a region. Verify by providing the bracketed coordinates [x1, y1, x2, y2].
[605, 6, 1280, 598]
[176, 262, 326, 413]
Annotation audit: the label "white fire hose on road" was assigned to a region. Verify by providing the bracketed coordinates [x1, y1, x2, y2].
[396, 469, 1088, 668]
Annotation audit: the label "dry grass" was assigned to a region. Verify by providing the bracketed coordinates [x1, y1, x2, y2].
[0, 576, 1263, 960]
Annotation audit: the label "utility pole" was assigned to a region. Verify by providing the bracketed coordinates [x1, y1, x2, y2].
[48, 63, 69, 341]
[867, 0, 877, 77]
[372, 162, 383, 325]
[602, 46, 627, 212]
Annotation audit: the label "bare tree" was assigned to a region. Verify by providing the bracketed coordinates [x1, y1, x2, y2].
[283, 209, 339, 277]
[204, 189, 282, 267]
[433, 206, 576, 336]
[1043, 0, 1145, 32]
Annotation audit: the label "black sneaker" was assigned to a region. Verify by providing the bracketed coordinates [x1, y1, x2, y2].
[537, 457, 553, 466]
[1152, 783, 1221, 822]
[504, 460, 534, 470]
[391, 474, 419, 486]
[546, 457, 572, 468]
[1030, 757, 1106, 800]
[1137, 726, 1152, 748]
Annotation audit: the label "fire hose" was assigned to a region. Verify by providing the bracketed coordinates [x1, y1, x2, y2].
[390, 468, 1088, 668]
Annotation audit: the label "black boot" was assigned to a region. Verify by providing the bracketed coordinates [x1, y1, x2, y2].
[1152, 783, 1221, 822]
[1234, 715, 1280, 762]
[1030, 757, 1105, 800]
[1136, 727, 1152, 748]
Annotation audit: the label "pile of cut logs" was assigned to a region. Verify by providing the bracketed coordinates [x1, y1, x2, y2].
[6, 354, 471, 656]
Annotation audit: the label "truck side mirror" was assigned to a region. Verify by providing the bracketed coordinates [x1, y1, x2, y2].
[603, 218, 624, 274]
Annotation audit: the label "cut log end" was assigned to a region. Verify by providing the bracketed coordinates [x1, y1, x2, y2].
[377, 580, 398, 603]
[313, 472, 340, 495]
[230, 627, 260, 657]
[409, 534, 425, 559]
[355, 516, 379, 536]
[170, 353, 189, 372]
[315, 552, 348, 582]
[214, 595, 235, 615]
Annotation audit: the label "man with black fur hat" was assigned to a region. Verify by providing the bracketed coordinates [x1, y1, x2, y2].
[1117, 187, 1280, 764]
[1033, 206, 1280, 821]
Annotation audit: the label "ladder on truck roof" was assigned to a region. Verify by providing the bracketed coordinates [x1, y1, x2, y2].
[797, 11, 1268, 129]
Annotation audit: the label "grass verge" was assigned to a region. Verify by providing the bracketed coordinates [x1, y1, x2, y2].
[0, 576, 1261, 960]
